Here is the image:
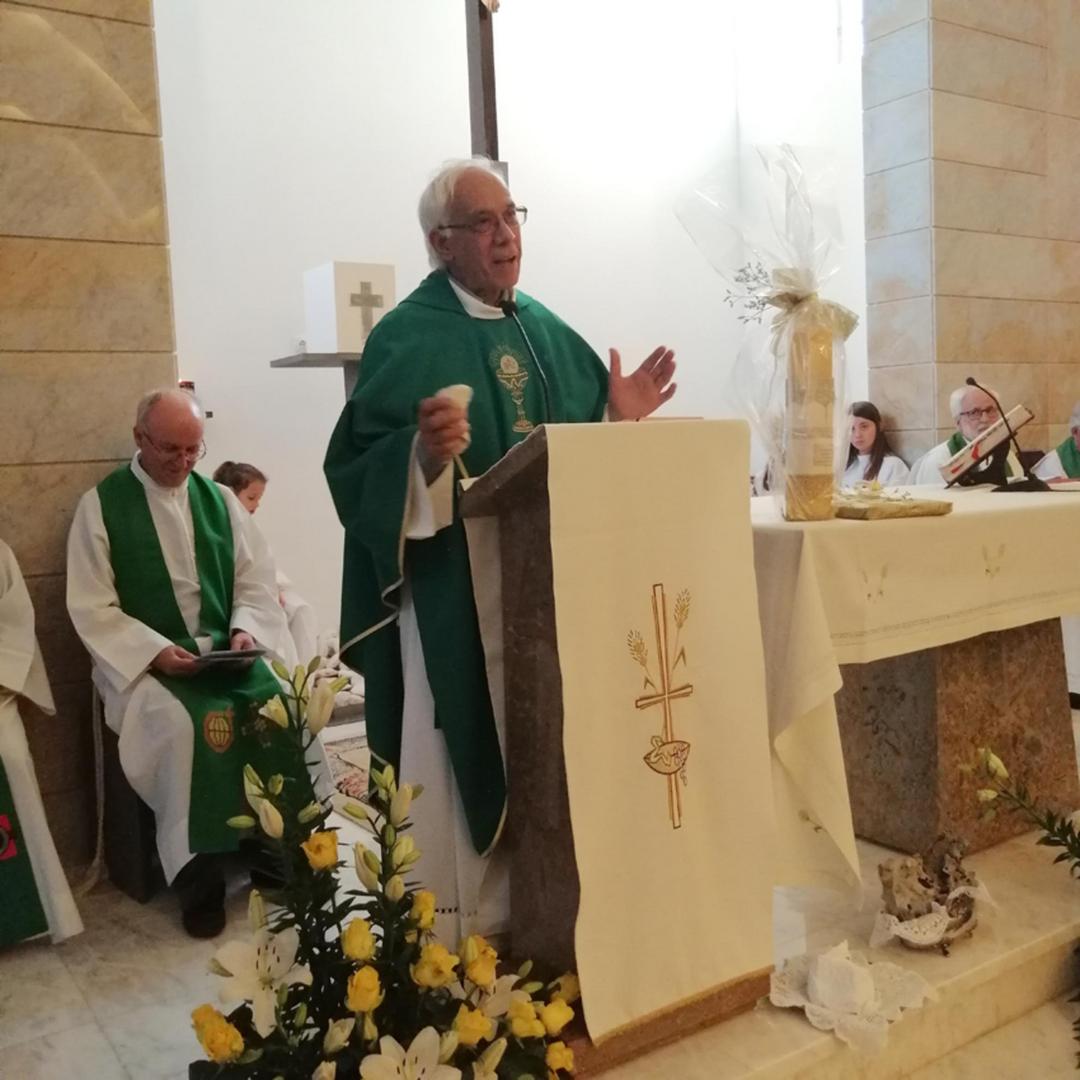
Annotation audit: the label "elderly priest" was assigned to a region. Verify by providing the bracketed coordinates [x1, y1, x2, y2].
[909, 382, 1021, 484]
[1033, 401, 1080, 481]
[67, 389, 315, 937]
[0, 539, 84, 946]
[325, 157, 677, 942]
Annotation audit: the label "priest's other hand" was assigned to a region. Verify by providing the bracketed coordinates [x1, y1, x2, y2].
[230, 630, 256, 652]
[152, 644, 199, 677]
[607, 347, 677, 421]
[418, 397, 470, 475]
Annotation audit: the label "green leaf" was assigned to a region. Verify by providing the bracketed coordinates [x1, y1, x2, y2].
[237, 1048, 263, 1064]
[227, 814, 257, 830]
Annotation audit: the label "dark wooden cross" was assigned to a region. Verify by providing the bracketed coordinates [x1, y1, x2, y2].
[464, 0, 500, 160]
[349, 281, 384, 336]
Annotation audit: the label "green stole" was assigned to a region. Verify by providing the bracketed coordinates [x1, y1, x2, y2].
[0, 758, 48, 946]
[946, 431, 1016, 477]
[1055, 436, 1080, 478]
[97, 465, 300, 856]
[325, 271, 608, 855]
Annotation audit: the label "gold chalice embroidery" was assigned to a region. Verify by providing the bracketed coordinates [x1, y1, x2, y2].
[495, 353, 534, 433]
[628, 584, 693, 829]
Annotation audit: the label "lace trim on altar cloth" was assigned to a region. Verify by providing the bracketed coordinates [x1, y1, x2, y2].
[769, 941, 936, 1055]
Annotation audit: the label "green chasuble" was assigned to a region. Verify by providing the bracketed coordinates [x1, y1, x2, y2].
[97, 465, 301, 855]
[0, 759, 48, 946]
[1054, 436, 1080, 478]
[324, 271, 608, 854]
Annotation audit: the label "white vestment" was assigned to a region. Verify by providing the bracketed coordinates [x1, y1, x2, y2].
[0, 539, 84, 942]
[842, 453, 910, 487]
[276, 569, 319, 667]
[1033, 448, 1065, 481]
[395, 279, 513, 946]
[66, 455, 325, 883]
[910, 438, 1022, 485]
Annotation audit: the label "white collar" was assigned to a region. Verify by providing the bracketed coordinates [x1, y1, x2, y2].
[131, 452, 188, 499]
[447, 276, 516, 320]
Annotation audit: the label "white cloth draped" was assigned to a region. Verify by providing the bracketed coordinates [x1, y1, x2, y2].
[0, 539, 83, 942]
[66, 455, 320, 883]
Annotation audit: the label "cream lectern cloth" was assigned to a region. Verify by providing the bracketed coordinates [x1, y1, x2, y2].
[541, 420, 775, 1041]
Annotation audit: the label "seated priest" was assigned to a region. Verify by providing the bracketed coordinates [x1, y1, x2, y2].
[909, 382, 1021, 485]
[67, 389, 325, 938]
[324, 156, 677, 942]
[1033, 401, 1080, 481]
[0, 539, 84, 947]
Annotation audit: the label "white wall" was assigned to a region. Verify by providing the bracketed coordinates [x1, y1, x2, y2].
[155, 0, 866, 634]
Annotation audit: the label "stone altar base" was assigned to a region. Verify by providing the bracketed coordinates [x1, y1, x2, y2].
[835, 618, 1080, 853]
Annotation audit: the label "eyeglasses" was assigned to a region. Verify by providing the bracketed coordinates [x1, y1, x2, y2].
[139, 430, 206, 462]
[439, 205, 528, 236]
[959, 406, 998, 421]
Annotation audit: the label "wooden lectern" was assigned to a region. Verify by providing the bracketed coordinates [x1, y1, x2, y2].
[459, 421, 774, 1075]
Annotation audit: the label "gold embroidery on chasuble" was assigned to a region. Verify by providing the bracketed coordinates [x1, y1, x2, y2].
[490, 347, 534, 433]
[627, 584, 693, 829]
[203, 707, 235, 753]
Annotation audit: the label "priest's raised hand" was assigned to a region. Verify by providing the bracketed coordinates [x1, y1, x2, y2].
[418, 396, 470, 480]
[607, 346, 677, 421]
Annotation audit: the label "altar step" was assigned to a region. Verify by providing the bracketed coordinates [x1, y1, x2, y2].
[603, 826, 1080, 1079]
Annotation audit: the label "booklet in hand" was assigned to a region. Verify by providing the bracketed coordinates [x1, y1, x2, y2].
[193, 647, 267, 669]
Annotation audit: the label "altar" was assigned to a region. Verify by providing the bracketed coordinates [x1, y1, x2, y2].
[751, 487, 1080, 856]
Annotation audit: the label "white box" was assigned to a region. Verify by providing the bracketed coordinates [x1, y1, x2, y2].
[302, 262, 395, 353]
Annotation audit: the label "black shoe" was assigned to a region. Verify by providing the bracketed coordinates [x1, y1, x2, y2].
[175, 855, 226, 939]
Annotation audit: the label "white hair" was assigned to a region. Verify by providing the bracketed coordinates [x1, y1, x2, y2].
[1070, 401, 1080, 431]
[135, 387, 204, 430]
[418, 157, 509, 269]
[949, 383, 1000, 420]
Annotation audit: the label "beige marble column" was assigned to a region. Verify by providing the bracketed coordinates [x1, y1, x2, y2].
[0, 0, 176, 865]
[863, 0, 1080, 463]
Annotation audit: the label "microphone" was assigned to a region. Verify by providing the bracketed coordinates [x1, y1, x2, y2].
[500, 298, 553, 423]
[963, 376, 1049, 492]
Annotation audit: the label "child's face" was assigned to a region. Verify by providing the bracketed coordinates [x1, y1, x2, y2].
[238, 480, 266, 514]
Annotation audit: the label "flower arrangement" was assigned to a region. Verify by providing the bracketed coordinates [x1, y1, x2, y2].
[189, 658, 580, 1079]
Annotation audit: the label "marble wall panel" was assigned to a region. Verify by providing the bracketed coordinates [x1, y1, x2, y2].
[15, 0, 151, 23]
[20, 685, 92, 794]
[0, 460, 124, 576]
[1045, 362, 1080, 423]
[864, 91, 931, 173]
[932, 360, 1048, 427]
[41, 783, 95, 866]
[25, 572, 89, 687]
[868, 297, 934, 367]
[865, 0, 928, 41]
[865, 160, 931, 238]
[934, 229, 1059, 300]
[1045, 302, 1080, 362]
[932, 160, 1046, 238]
[931, 20, 1047, 112]
[931, 0, 1048, 45]
[864, 22, 930, 108]
[869, 363, 937, 428]
[1046, 0, 1080, 120]
[1045, 114, 1080, 243]
[935, 296, 1048, 363]
[867, 229, 932, 302]
[882, 428, 936, 463]
[0, 238, 174, 352]
[0, 3, 158, 133]
[932, 91, 1047, 173]
[0, 353, 174, 465]
[0, 120, 165, 243]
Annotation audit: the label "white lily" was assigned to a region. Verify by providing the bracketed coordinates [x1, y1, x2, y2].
[312, 1062, 337, 1080]
[323, 1016, 355, 1055]
[307, 681, 336, 736]
[389, 783, 413, 827]
[359, 1027, 461, 1080]
[214, 926, 312, 1038]
[472, 1037, 507, 1079]
[259, 695, 290, 729]
[258, 799, 284, 839]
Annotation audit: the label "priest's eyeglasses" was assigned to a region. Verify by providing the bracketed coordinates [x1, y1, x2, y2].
[439, 205, 528, 235]
[959, 406, 998, 420]
[139, 430, 207, 461]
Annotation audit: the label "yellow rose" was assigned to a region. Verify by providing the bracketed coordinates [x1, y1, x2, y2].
[539, 998, 574, 1037]
[410, 889, 436, 930]
[191, 1004, 244, 1064]
[341, 918, 375, 962]
[507, 998, 545, 1039]
[346, 965, 384, 1013]
[410, 942, 459, 988]
[453, 1003, 496, 1047]
[302, 830, 339, 871]
[546, 1040, 575, 1072]
[551, 972, 580, 1004]
[462, 934, 498, 988]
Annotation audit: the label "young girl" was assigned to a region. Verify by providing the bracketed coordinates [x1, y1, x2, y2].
[212, 461, 318, 664]
[843, 401, 910, 486]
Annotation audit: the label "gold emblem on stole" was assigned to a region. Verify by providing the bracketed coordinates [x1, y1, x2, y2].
[627, 585, 693, 829]
[493, 351, 534, 433]
[203, 707, 235, 753]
